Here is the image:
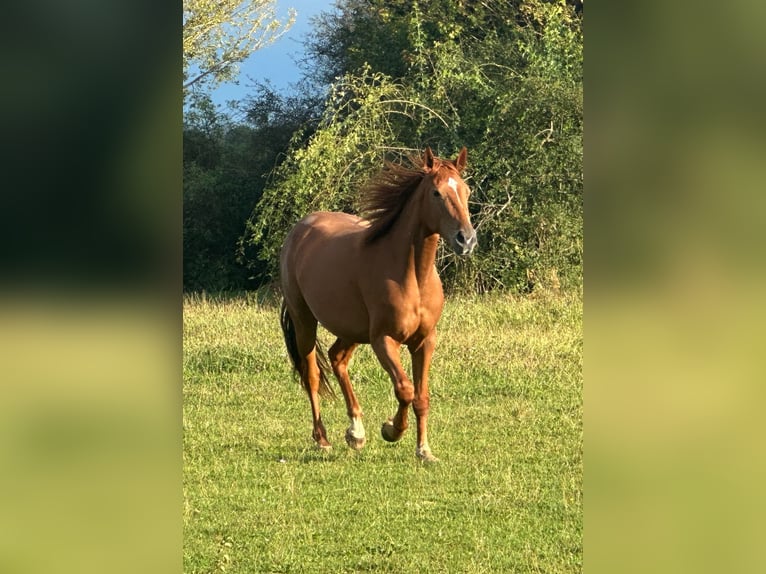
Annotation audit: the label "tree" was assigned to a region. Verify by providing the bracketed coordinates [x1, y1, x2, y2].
[183, 0, 295, 96]
[242, 0, 583, 293]
[183, 85, 323, 291]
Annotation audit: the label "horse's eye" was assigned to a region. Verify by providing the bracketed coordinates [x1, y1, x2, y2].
[432, 189, 440, 197]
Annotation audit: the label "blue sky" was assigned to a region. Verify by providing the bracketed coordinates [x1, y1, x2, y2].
[210, 0, 335, 107]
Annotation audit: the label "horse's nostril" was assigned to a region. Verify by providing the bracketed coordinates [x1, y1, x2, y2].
[456, 231, 465, 245]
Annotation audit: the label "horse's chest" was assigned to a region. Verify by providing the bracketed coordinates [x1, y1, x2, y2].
[366, 275, 443, 342]
[386, 295, 441, 342]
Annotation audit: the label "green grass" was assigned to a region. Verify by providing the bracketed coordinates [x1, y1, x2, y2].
[183, 291, 582, 573]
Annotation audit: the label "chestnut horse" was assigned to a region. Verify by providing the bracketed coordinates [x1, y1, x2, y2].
[279, 147, 476, 462]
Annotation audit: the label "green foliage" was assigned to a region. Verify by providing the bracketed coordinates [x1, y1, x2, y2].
[181, 0, 582, 293]
[184, 292, 583, 572]
[183, 90, 320, 291]
[241, 0, 583, 293]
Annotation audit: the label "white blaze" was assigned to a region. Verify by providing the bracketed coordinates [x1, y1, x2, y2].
[447, 177, 462, 208]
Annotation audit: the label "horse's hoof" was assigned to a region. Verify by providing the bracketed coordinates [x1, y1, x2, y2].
[315, 439, 332, 451]
[345, 428, 367, 450]
[416, 447, 439, 463]
[381, 419, 404, 443]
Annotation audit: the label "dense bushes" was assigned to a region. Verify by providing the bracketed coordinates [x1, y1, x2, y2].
[185, 0, 582, 293]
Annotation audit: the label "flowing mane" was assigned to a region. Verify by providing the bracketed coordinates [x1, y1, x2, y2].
[360, 155, 436, 244]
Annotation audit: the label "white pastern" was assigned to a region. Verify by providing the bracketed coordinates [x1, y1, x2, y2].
[349, 417, 366, 439]
[416, 442, 438, 462]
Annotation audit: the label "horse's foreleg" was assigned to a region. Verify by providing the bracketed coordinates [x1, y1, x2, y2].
[372, 335, 413, 444]
[408, 331, 438, 462]
[329, 338, 365, 450]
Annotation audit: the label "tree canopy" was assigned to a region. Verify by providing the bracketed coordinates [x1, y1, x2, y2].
[184, 0, 583, 294]
[183, 0, 295, 96]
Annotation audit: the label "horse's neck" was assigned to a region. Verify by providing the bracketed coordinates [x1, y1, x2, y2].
[380, 196, 439, 287]
[411, 227, 440, 285]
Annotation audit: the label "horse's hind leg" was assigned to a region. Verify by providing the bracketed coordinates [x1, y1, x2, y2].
[303, 347, 331, 450]
[289, 305, 332, 450]
[329, 338, 365, 450]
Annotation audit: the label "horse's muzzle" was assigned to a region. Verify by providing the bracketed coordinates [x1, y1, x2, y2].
[452, 228, 477, 256]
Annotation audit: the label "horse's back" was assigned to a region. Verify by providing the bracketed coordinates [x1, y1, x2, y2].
[301, 211, 369, 236]
[282, 212, 368, 266]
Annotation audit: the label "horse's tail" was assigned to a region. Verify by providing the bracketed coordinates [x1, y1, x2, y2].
[280, 299, 335, 398]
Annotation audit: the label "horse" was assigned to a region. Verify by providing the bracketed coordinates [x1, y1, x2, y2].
[279, 147, 477, 462]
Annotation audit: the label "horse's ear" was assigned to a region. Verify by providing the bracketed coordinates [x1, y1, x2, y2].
[454, 147, 468, 173]
[423, 147, 435, 171]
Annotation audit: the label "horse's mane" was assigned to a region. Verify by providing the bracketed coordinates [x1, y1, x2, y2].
[360, 154, 436, 244]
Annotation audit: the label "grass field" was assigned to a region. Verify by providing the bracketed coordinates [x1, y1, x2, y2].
[183, 290, 582, 573]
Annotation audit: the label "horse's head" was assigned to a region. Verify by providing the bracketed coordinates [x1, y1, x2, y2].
[420, 147, 477, 256]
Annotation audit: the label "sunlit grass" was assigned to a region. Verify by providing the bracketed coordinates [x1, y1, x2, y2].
[183, 290, 582, 573]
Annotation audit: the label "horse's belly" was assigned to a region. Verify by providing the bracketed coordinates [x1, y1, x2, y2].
[317, 313, 370, 343]
[305, 288, 370, 342]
